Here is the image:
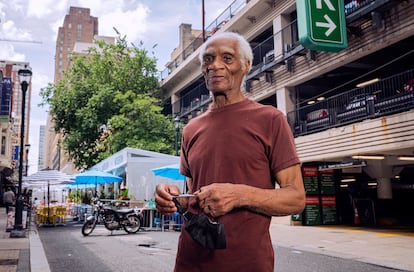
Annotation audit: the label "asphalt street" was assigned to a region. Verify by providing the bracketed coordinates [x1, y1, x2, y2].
[37, 222, 408, 272]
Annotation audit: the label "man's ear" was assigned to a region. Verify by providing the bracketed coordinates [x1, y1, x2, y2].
[243, 60, 251, 75]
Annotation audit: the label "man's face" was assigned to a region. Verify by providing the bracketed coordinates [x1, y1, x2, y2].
[201, 38, 248, 95]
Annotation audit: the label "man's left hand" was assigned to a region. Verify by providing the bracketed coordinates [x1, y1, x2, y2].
[195, 183, 240, 217]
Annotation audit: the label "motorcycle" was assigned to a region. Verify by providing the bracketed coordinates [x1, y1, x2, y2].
[82, 198, 142, 236]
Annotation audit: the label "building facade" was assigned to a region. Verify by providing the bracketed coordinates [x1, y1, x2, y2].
[159, 0, 414, 226]
[44, 6, 98, 174]
[0, 61, 32, 202]
[37, 125, 45, 170]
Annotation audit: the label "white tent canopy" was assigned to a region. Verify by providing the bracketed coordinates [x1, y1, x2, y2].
[23, 168, 73, 206]
[23, 168, 73, 187]
[92, 147, 180, 202]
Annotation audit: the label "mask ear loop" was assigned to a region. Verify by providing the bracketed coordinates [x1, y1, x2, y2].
[207, 216, 220, 224]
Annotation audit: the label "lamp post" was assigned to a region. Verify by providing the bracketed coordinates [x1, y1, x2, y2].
[0, 70, 3, 90]
[174, 116, 180, 156]
[11, 68, 32, 238]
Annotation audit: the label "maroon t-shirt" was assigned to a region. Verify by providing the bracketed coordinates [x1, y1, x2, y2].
[176, 98, 300, 272]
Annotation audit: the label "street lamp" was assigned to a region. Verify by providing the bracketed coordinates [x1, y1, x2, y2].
[0, 70, 3, 90]
[174, 116, 180, 156]
[11, 68, 32, 238]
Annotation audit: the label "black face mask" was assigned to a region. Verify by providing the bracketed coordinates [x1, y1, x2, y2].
[184, 212, 226, 250]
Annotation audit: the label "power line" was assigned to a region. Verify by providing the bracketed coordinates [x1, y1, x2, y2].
[0, 38, 42, 44]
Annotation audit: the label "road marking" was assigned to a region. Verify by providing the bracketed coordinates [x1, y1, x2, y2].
[376, 233, 399, 237]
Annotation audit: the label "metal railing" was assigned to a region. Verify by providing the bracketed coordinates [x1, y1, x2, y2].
[287, 69, 414, 137]
[248, 20, 301, 78]
[174, 82, 211, 116]
[344, 0, 374, 15]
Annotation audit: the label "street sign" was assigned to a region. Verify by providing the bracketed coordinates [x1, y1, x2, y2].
[297, 0, 347, 52]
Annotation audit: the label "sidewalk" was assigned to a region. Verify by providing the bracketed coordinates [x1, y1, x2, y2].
[0, 207, 50, 272]
[270, 217, 414, 271]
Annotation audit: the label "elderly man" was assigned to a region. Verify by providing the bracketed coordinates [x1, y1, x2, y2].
[155, 32, 305, 272]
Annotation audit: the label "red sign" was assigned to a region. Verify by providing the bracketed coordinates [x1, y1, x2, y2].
[321, 196, 336, 206]
[306, 196, 320, 205]
[303, 166, 318, 177]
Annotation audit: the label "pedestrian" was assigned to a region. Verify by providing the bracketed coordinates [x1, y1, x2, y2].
[3, 187, 16, 215]
[155, 32, 305, 271]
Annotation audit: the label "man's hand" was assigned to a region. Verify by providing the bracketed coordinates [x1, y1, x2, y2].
[154, 184, 181, 215]
[195, 183, 241, 218]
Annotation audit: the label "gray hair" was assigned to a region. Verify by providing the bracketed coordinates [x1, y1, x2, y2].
[198, 32, 253, 73]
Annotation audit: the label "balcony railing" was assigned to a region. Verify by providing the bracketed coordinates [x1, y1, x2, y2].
[287, 69, 414, 137]
[175, 82, 210, 117]
[248, 19, 302, 80]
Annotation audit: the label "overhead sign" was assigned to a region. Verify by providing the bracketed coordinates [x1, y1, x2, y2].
[318, 160, 367, 171]
[297, 0, 347, 52]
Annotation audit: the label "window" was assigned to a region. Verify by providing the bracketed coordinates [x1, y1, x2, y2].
[77, 24, 82, 41]
[1, 136, 5, 155]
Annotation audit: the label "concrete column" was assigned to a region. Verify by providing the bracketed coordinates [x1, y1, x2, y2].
[276, 87, 295, 116]
[273, 15, 290, 60]
[377, 177, 393, 199]
[363, 160, 398, 199]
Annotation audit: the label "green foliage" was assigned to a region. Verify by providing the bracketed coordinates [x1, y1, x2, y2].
[120, 188, 129, 198]
[99, 191, 106, 199]
[40, 33, 176, 170]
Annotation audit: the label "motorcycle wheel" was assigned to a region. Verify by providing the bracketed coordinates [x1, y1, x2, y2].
[81, 220, 96, 236]
[123, 214, 141, 233]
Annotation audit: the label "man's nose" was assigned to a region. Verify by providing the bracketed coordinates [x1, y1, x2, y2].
[207, 58, 224, 71]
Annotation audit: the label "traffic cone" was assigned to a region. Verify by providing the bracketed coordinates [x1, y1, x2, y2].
[354, 207, 360, 225]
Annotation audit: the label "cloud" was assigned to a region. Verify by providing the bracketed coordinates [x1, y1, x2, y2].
[0, 43, 25, 61]
[99, 4, 150, 42]
[26, 0, 57, 18]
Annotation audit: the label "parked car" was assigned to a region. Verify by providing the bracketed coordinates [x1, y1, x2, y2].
[345, 94, 376, 110]
[306, 108, 329, 122]
[402, 79, 413, 93]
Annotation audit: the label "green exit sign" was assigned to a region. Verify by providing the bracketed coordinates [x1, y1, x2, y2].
[297, 0, 347, 52]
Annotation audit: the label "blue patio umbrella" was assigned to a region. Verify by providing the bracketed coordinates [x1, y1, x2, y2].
[73, 169, 123, 196]
[151, 163, 185, 181]
[151, 163, 186, 192]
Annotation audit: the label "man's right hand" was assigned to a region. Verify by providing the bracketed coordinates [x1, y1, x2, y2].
[154, 184, 181, 215]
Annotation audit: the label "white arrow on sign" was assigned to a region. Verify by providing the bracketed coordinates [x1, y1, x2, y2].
[316, 0, 335, 11]
[316, 14, 337, 36]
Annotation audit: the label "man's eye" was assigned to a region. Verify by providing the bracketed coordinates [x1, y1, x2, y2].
[203, 56, 213, 63]
[223, 55, 233, 63]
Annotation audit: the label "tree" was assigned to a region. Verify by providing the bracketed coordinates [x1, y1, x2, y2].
[41, 33, 176, 170]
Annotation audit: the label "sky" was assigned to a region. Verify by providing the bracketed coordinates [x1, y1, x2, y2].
[0, 0, 234, 175]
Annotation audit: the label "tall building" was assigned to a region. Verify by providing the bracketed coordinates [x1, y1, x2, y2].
[160, 0, 414, 227]
[44, 7, 98, 174]
[37, 125, 45, 170]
